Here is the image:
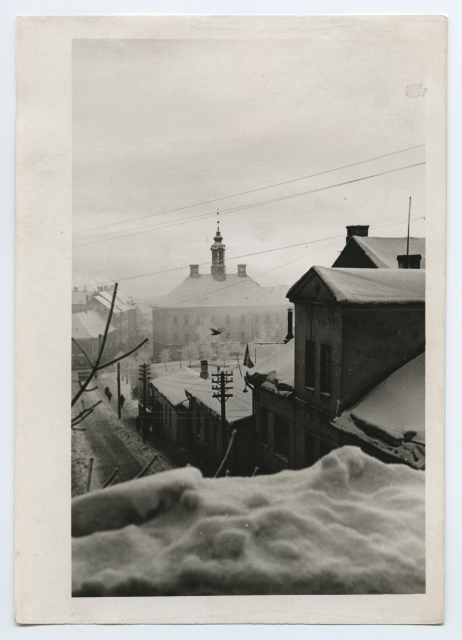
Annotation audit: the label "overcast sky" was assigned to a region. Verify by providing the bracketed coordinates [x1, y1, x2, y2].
[72, 23, 426, 300]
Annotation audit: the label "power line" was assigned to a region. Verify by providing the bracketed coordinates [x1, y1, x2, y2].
[73, 161, 425, 249]
[76, 216, 424, 289]
[73, 144, 424, 236]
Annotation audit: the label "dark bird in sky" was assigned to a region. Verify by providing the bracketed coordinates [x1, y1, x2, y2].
[210, 327, 223, 336]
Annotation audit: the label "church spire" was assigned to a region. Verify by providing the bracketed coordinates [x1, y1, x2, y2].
[211, 211, 226, 281]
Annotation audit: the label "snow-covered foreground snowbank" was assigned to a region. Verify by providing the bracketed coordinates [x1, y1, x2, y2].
[72, 446, 425, 596]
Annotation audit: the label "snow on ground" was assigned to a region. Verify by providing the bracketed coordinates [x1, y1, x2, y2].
[72, 428, 103, 498]
[72, 446, 425, 596]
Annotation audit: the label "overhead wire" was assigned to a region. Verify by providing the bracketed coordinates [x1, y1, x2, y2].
[73, 160, 425, 249]
[73, 144, 425, 236]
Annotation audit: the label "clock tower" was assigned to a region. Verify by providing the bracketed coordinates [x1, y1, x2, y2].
[211, 225, 226, 281]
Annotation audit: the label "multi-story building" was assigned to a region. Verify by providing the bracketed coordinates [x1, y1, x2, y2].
[248, 266, 426, 473]
[151, 225, 290, 360]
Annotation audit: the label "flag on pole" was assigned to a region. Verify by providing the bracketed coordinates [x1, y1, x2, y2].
[243, 344, 254, 368]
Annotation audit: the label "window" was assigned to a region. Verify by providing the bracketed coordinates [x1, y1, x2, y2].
[184, 315, 189, 325]
[225, 314, 230, 324]
[241, 314, 245, 323]
[184, 333, 189, 342]
[274, 415, 289, 459]
[173, 333, 179, 343]
[305, 340, 315, 388]
[320, 344, 331, 394]
[173, 316, 178, 325]
[196, 316, 201, 325]
[305, 433, 316, 467]
[261, 408, 268, 445]
[240, 331, 245, 340]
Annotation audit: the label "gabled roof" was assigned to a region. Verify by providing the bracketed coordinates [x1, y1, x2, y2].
[185, 376, 253, 425]
[287, 266, 425, 305]
[246, 341, 295, 395]
[149, 369, 200, 408]
[333, 236, 426, 269]
[153, 274, 287, 309]
[95, 290, 135, 313]
[72, 310, 115, 340]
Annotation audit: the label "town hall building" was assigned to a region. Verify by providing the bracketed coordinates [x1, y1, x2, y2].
[151, 225, 290, 359]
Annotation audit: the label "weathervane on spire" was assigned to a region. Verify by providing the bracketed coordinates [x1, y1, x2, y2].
[217, 209, 220, 233]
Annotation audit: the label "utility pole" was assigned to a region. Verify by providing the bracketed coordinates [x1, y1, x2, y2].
[138, 363, 151, 439]
[117, 362, 121, 418]
[212, 370, 233, 459]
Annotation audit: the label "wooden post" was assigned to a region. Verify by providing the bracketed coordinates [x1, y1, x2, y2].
[117, 362, 121, 418]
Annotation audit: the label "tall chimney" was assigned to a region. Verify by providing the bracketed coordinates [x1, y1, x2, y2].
[346, 225, 369, 244]
[190, 265, 200, 278]
[237, 264, 247, 277]
[200, 360, 209, 380]
[284, 308, 294, 343]
[397, 254, 422, 269]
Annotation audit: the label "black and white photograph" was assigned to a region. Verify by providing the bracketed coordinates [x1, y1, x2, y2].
[70, 29, 431, 597]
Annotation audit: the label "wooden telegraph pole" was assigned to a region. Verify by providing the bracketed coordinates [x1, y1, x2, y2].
[212, 370, 233, 459]
[138, 363, 151, 441]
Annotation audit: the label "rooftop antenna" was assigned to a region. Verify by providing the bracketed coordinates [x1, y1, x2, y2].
[406, 197, 411, 268]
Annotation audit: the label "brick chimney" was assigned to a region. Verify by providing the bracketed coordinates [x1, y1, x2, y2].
[237, 264, 247, 277]
[346, 225, 369, 244]
[200, 360, 209, 380]
[190, 265, 200, 278]
[397, 254, 422, 269]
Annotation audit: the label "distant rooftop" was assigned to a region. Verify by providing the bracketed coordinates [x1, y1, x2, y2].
[72, 310, 115, 341]
[153, 273, 287, 309]
[185, 376, 253, 425]
[333, 236, 426, 269]
[149, 369, 200, 408]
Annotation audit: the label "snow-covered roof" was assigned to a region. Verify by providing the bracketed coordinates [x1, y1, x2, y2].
[185, 376, 253, 425]
[95, 290, 134, 313]
[332, 353, 425, 468]
[72, 446, 425, 596]
[246, 341, 295, 394]
[149, 369, 199, 408]
[288, 266, 425, 305]
[72, 310, 115, 340]
[153, 273, 287, 309]
[348, 236, 426, 269]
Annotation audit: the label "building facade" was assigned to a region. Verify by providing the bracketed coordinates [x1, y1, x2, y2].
[152, 225, 290, 359]
[248, 266, 426, 474]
